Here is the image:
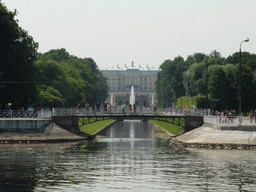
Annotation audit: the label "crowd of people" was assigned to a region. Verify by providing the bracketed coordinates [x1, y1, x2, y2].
[75, 102, 157, 115]
[0, 104, 51, 118]
[77, 102, 114, 114]
[0, 103, 51, 112]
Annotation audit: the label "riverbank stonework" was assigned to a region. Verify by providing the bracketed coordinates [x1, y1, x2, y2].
[148, 120, 173, 140]
[0, 119, 51, 133]
[0, 119, 116, 144]
[0, 123, 88, 144]
[170, 124, 256, 150]
[87, 120, 116, 140]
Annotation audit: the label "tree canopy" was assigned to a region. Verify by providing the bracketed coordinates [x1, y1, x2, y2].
[35, 49, 108, 107]
[0, 2, 39, 108]
[156, 51, 256, 113]
[0, 2, 108, 109]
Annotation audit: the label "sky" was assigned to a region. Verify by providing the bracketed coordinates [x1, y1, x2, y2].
[2, 0, 256, 70]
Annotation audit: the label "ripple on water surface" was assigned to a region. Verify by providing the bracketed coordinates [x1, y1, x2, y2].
[0, 121, 256, 191]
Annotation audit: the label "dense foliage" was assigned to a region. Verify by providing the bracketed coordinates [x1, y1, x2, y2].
[35, 49, 109, 107]
[0, 2, 108, 109]
[156, 56, 191, 107]
[0, 2, 39, 108]
[156, 50, 256, 113]
[176, 96, 213, 109]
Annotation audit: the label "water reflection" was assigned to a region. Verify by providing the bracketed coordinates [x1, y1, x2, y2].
[0, 121, 256, 191]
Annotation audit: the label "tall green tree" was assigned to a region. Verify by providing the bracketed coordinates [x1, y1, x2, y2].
[193, 53, 206, 63]
[226, 52, 256, 71]
[208, 66, 230, 110]
[183, 62, 206, 96]
[156, 56, 189, 107]
[209, 50, 221, 58]
[37, 48, 70, 62]
[0, 2, 38, 108]
[35, 49, 109, 107]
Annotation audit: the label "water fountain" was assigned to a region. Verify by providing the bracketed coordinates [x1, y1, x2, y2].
[129, 86, 135, 105]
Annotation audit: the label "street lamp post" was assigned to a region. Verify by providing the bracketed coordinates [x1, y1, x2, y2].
[205, 57, 208, 109]
[239, 38, 249, 117]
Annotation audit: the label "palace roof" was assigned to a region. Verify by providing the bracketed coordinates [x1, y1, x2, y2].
[101, 61, 159, 76]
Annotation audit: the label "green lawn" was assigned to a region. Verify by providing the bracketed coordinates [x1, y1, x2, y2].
[78, 117, 115, 134]
[150, 119, 184, 135]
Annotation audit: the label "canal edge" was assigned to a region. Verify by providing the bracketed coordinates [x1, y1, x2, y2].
[148, 120, 174, 139]
[86, 120, 117, 140]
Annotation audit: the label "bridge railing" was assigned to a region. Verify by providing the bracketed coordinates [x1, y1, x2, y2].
[163, 108, 208, 116]
[52, 107, 207, 116]
[204, 115, 256, 127]
[52, 107, 180, 116]
[52, 107, 161, 116]
[0, 110, 52, 119]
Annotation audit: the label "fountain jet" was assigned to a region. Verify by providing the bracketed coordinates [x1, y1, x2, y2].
[129, 86, 135, 105]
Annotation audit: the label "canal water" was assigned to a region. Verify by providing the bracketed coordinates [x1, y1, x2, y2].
[0, 120, 256, 191]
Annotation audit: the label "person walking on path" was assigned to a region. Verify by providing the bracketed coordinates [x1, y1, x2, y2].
[254, 110, 256, 124]
[250, 109, 254, 123]
[217, 112, 221, 124]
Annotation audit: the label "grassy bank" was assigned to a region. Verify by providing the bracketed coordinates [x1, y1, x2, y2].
[150, 119, 184, 135]
[78, 117, 115, 134]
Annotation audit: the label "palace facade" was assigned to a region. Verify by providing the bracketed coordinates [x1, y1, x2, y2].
[101, 62, 159, 107]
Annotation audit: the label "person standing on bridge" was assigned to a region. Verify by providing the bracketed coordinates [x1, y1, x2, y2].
[85, 103, 89, 114]
[122, 103, 126, 114]
[128, 104, 132, 113]
[77, 103, 81, 114]
[250, 109, 254, 123]
[133, 104, 136, 114]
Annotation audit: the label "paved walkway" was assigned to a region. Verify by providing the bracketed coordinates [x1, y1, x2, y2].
[171, 124, 256, 149]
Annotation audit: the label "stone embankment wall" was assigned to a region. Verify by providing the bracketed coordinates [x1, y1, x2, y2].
[170, 125, 256, 150]
[170, 140, 256, 150]
[0, 119, 51, 133]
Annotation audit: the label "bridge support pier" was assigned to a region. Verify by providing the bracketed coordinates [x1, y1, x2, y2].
[52, 115, 79, 130]
[141, 118, 148, 122]
[184, 116, 203, 132]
